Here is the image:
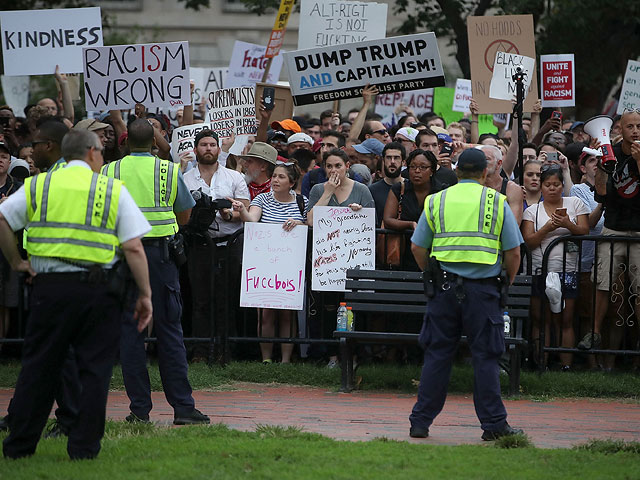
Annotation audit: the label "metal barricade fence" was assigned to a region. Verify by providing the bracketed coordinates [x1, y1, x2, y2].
[537, 234, 640, 371]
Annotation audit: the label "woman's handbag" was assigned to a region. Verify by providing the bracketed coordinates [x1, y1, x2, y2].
[376, 181, 406, 267]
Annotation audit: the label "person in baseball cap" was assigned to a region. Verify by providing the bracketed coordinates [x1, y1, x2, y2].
[286, 132, 314, 156]
[458, 148, 487, 174]
[240, 142, 278, 199]
[74, 118, 110, 148]
[270, 119, 301, 137]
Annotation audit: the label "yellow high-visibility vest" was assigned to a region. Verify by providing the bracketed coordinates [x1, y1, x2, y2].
[24, 166, 122, 264]
[102, 154, 178, 237]
[425, 181, 505, 264]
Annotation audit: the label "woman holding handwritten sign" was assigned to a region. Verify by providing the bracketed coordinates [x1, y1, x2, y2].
[306, 148, 374, 367]
[229, 162, 307, 364]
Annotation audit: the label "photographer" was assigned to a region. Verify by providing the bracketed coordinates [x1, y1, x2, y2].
[183, 130, 249, 361]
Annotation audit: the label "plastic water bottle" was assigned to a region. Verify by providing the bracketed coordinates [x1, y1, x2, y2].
[347, 306, 354, 331]
[336, 303, 348, 331]
[503, 311, 511, 337]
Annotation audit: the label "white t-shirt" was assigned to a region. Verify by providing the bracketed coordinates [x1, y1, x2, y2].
[183, 163, 250, 238]
[523, 196, 590, 274]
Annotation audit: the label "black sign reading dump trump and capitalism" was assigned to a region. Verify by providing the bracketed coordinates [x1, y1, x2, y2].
[283, 32, 445, 106]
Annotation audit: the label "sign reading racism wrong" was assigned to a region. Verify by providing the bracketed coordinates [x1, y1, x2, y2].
[312, 206, 375, 292]
[540, 54, 575, 108]
[466, 15, 538, 114]
[284, 33, 445, 106]
[241, 223, 308, 310]
[83, 41, 190, 111]
[0, 7, 103, 76]
[207, 86, 257, 140]
[298, 0, 388, 50]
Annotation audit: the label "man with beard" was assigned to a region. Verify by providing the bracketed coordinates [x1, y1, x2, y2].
[182, 129, 249, 360]
[369, 142, 406, 227]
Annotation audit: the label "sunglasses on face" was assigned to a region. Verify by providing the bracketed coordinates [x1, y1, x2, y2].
[276, 161, 295, 166]
[373, 129, 388, 136]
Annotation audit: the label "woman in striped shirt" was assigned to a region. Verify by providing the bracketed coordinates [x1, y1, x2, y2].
[230, 162, 307, 363]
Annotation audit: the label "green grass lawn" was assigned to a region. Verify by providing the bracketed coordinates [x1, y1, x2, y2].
[1, 422, 639, 480]
[1, 360, 640, 400]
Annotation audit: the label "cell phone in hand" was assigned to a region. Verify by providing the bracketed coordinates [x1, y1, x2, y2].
[546, 151, 558, 163]
[262, 87, 275, 111]
[555, 207, 567, 216]
[440, 144, 453, 157]
[551, 110, 562, 120]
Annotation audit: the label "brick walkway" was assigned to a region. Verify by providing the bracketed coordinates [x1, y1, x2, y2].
[3, 384, 639, 448]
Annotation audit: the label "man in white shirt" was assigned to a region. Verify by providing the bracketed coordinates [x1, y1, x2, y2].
[182, 129, 249, 360]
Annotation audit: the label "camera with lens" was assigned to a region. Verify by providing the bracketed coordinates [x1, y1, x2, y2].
[186, 188, 233, 234]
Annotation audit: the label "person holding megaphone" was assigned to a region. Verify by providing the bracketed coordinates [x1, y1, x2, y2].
[579, 109, 640, 350]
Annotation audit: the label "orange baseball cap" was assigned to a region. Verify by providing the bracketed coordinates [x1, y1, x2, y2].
[271, 119, 301, 133]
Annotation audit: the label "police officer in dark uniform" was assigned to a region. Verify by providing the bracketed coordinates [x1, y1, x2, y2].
[103, 119, 209, 425]
[408, 148, 524, 440]
[0, 129, 152, 459]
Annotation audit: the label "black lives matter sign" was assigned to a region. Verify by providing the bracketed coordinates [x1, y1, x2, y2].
[283, 32, 445, 106]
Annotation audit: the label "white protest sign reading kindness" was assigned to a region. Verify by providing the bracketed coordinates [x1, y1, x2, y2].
[284, 32, 445, 106]
[617, 60, 640, 115]
[0, 7, 103, 76]
[452, 79, 472, 113]
[489, 51, 535, 101]
[83, 41, 190, 111]
[241, 223, 308, 310]
[226, 41, 284, 88]
[207, 86, 257, 140]
[312, 206, 375, 292]
[170, 123, 212, 164]
[298, 0, 388, 50]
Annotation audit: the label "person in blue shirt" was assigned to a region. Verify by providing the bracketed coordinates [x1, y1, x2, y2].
[408, 148, 525, 441]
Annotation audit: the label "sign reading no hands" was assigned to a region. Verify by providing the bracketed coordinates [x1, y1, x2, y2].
[83, 41, 190, 111]
[540, 54, 575, 107]
[241, 223, 308, 310]
[284, 33, 445, 106]
[0, 7, 103, 76]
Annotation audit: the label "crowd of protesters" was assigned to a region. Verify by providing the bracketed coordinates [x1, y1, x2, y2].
[0, 68, 639, 374]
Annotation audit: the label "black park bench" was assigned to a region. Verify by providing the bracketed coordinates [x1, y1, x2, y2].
[333, 269, 532, 396]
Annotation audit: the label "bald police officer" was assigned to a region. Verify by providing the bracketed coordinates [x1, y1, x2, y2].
[408, 148, 524, 441]
[0, 129, 152, 459]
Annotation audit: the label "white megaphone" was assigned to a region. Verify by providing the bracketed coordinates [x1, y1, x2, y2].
[583, 115, 616, 170]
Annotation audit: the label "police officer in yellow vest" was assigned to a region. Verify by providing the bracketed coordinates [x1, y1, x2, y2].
[408, 148, 524, 441]
[102, 119, 209, 425]
[0, 129, 153, 459]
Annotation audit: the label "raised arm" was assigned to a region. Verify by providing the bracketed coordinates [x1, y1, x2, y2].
[348, 84, 378, 142]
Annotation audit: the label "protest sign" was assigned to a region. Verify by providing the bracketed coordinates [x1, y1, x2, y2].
[0, 75, 29, 116]
[266, 0, 295, 58]
[312, 206, 375, 292]
[190, 67, 227, 105]
[207, 86, 257, 139]
[284, 32, 445, 106]
[374, 88, 434, 120]
[617, 60, 640, 115]
[452, 79, 472, 113]
[432, 87, 497, 135]
[466, 15, 538, 114]
[65, 73, 82, 101]
[540, 54, 575, 108]
[241, 223, 308, 310]
[170, 123, 212, 165]
[298, 0, 388, 50]
[489, 51, 535, 101]
[0, 7, 103, 76]
[226, 41, 284, 88]
[83, 41, 190, 111]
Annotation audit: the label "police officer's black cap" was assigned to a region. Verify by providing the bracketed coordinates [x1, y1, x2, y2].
[457, 148, 487, 171]
[194, 129, 219, 147]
